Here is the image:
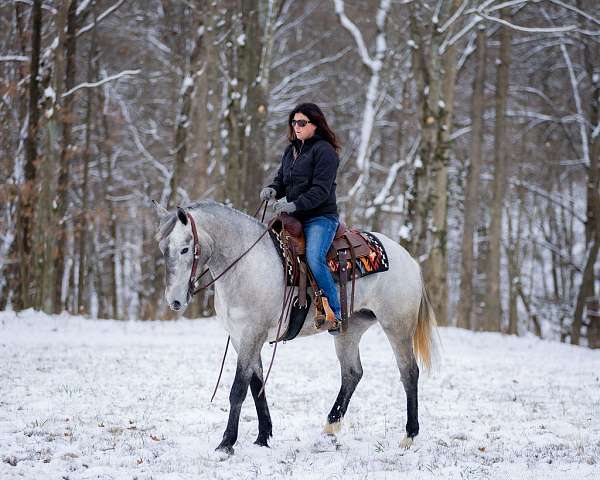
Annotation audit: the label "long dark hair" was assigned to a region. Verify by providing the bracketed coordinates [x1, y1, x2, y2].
[287, 103, 341, 153]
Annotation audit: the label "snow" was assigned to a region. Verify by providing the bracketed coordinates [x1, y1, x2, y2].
[398, 224, 411, 241]
[180, 76, 194, 96]
[1, 310, 598, 479]
[43, 86, 56, 103]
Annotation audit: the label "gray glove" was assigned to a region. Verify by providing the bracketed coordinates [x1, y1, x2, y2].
[273, 198, 297, 214]
[260, 187, 276, 201]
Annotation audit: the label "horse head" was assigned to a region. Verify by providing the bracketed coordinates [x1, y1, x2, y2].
[153, 201, 213, 313]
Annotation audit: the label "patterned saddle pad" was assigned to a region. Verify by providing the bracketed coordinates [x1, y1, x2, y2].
[269, 230, 389, 286]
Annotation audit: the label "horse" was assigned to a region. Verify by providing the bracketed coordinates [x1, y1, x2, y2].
[154, 200, 436, 455]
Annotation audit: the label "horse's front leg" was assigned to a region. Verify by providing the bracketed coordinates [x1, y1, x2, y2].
[216, 342, 271, 454]
[216, 358, 252, 454]
[250, 357, 272, 446]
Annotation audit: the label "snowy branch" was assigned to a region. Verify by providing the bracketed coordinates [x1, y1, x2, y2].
[114, 96, 170, 182]
[62, 70, 141, 98]
[373, 137, 418, 205]
[548, 0, 600, 26]
[438, 0, 469, 34]
[557, 26, 590, 167]
[271, 48, 350, 97]
[0, 55, 28, 62]
[333, 0, 380, 71]
[439, 15, 482, 55]
[76, 0, 127, 37]
[511, 179, 585, 224]
[477, 10, 576, 34]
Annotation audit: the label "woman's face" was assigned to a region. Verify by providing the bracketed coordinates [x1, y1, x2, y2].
[292, 112, 317, 142]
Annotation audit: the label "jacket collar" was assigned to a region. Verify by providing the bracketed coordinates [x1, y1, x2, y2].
[291, 133, 323, 152]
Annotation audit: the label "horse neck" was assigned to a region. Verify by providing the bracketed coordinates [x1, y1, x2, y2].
[190, 203, 268, 271]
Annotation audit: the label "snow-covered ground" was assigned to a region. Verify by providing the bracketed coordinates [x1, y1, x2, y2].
[0, 310, 598, 479]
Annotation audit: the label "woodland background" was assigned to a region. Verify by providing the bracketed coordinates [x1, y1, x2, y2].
[1, 0, 598, 347]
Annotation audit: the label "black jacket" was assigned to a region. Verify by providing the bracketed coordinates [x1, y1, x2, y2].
[269, 134, 339, 221]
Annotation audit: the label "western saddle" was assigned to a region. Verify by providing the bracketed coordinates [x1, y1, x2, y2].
[268, 214, 373, 334]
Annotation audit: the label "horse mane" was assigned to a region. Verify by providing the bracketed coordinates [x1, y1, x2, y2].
[187, 200, 266, 229]
[155, 200, 265, 244]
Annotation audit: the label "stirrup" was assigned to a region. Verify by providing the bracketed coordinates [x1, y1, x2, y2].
[327, 318, 342, 336]
[314, 295, 336, 330]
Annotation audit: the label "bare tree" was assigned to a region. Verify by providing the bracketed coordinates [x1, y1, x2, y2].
[484, 8, 512, 332]
[457, 25, 486, 330]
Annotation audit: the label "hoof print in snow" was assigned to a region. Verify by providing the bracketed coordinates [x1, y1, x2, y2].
[312, 434, 340, 453]
[3, 456, 18, 467]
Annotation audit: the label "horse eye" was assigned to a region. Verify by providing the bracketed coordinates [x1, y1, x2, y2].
[180, 247, 189, 255]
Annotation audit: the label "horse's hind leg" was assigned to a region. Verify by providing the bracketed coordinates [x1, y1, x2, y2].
[249, 358, 272, 446]
[383, 331, 419, 448]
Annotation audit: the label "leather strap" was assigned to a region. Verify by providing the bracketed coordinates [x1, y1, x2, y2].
[343, 232, 358, 317]
[298, 261, 307, 308]
[338, 249, 349, 333]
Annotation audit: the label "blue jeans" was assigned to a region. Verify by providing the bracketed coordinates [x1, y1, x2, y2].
[303, 215, 341, 319]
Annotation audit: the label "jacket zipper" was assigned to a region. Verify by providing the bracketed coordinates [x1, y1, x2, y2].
[290, 142, 304, 194]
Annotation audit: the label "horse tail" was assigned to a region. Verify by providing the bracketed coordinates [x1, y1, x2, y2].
[413, 277, 437, 371]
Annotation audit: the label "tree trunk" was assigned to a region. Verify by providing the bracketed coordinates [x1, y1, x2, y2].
[77, 18, 97, 314]
[240, 0, 267, 212]
[166, 16, 205, 209]
[53, 0, 78, 313]
[13, 0, 42, 310]
[458, 26, 486, 330]
[587, 297, 600, 349]
[572, 10, 599, 345]
[484, 10, 511, 332]
[407, 0, 460, 326]
[572, 238, 599, 344]
[427, 0, 461, 327]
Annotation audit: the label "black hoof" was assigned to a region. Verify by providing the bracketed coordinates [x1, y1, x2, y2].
[215, 442, 234, 456]
[254, 437, 270, 447]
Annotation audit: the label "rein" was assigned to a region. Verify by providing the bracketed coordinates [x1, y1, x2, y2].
[184, 200, 286, 402]
[186, 201, 269, 300]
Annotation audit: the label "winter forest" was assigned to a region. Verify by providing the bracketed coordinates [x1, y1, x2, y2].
[1, 0, 599, 348]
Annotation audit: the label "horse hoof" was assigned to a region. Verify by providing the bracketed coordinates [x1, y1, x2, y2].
[400, 436, 413, 449]
[254, 437, 270, 447]
[323, 420, 342, 436]
[215, 443, 234, 456]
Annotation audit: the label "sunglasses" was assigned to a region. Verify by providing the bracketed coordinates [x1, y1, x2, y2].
[291, 119, 311, 127]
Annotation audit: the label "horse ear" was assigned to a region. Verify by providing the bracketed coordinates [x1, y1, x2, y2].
[177, 207, 188, 225]
[152, 199, 168, 217]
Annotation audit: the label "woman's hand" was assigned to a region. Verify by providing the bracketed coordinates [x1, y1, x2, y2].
[273, 198, 297, 214]
[260, 187, 276, 201]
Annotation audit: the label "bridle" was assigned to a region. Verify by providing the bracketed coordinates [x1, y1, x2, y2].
[186, 211, 205, 302]
[178, 201, 289, 401]
[185, 202, 270, 302]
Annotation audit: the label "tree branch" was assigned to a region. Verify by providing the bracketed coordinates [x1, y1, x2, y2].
[62, 69, 141, 97]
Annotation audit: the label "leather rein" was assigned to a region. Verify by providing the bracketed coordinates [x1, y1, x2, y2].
[180, 201, 289, 401]
[185, 201, 269, 301]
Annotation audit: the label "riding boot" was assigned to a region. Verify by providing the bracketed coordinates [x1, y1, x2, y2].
[315, 296, 341, 335]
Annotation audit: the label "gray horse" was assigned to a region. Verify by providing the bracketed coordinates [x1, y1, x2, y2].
[154, 200, 436, 455]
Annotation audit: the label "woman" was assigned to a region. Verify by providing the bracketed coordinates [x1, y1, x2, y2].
[260, 103, 342, 335]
